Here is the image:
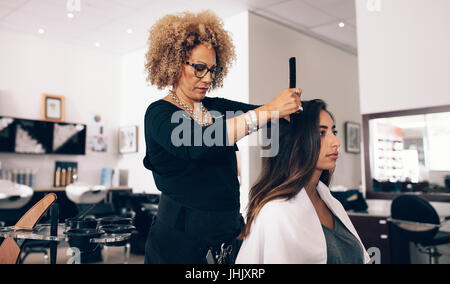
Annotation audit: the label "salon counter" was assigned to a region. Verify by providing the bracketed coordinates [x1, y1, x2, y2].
[347, 199, 450, 264]
[347, 201, 391, 264]
[348, 199, 450, 231]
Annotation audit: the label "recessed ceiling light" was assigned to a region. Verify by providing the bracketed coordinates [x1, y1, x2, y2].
[38, 28, 45, 34]
[67, 13, 74, 19]
[94, 42, 101, 47]
[338, 22, 345, 28]
[126, 28, 133, 34]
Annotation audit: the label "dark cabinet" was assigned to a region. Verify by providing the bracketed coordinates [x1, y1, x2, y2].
[349, 214, 391, 264]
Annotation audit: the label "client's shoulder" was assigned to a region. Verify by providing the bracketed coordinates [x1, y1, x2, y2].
[255, 192, 307, 223]
[256, 197, 294, 221]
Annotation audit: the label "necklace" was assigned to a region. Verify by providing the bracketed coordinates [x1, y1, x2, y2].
[169, 90, 211, 126]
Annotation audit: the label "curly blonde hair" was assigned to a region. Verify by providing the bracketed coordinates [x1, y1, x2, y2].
[145, 10, 236, 90]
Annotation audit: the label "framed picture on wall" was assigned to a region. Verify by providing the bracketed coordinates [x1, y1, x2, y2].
[345, 121, 361, 154]
[42, 94, 65, 122]
[119, 125, 138, 154]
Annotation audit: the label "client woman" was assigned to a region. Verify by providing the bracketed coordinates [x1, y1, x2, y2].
[236, 100, 370, 264]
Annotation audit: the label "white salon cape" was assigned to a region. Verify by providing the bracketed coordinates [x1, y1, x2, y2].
[236, 181, 371, 264]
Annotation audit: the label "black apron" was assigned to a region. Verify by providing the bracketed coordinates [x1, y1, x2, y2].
[145, 194, 244, 264]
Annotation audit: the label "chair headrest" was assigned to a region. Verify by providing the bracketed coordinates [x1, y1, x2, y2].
[391, 195, 440, 225]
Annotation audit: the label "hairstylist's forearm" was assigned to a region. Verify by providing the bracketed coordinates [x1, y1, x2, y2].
[225, 105, 272, 145]
[225, 88, 302, 145]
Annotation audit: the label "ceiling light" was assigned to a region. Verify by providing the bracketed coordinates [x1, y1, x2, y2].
[338, 22, 345, 28]
[67, 13, 74, 19]
[38, 28, 45, 34]
[94, 42, 101, 47]
[126, 28, 133, 34]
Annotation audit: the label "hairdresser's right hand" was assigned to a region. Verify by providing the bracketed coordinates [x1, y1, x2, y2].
[264, 88, 302, 121]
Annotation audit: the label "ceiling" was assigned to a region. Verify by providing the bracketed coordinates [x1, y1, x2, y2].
[0, 0, 358, 55]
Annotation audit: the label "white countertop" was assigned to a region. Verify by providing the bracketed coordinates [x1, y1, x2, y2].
[348, 199, 450, 232]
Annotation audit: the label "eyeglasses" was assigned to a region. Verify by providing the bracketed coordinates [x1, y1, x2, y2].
[185, 62, 223, 79]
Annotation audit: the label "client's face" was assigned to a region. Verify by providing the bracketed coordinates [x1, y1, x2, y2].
[175, 43, 216, 103]
[316, 110, 341, 170]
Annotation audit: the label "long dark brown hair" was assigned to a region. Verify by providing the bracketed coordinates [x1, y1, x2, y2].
[239, 99, 334, 239]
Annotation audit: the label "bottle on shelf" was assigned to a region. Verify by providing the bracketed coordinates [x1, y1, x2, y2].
[66, 167, 72, 185]
[25, 168, 31, 186]
[30, 169, 37, 188]
[55, 167, 61, 187]
[72, 168, 78, 183]
[111, 168, 120, 188]
[61, 168, 66, 187]
[12, 170, 18, 184]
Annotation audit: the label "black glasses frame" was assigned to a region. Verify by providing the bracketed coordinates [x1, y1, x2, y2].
[185, 62, 223, 79]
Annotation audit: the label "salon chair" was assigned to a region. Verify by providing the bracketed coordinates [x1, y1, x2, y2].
[390, 195, 450, 264]
[66, 183, 137, 263]
[0, 181, 49, 264]
[65, 183, 108, 263]
[126, 194, 160, 255]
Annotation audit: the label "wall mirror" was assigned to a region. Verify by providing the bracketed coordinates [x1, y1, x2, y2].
[363, 106, 450, 202]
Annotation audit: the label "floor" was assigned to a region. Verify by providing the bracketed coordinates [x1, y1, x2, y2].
[22, 243, 145, 264]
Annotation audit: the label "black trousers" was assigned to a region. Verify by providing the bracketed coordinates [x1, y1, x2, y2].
[145, 194, 244, 264]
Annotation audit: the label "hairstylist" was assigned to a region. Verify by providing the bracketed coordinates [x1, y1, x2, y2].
[143, 10, 302, 264]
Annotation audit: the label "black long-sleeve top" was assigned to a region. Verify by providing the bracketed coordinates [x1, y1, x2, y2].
[143, 97, 259, 212]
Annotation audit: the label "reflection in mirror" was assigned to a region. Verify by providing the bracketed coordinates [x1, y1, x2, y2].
[369, 112, 450, 195]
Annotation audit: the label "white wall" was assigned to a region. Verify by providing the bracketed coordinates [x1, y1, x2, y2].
[356, 0, 450, 192]
[248, 12, 363, 191]
[356, 0, 450, 262]
[118, 47, 159, 193]
[0, 29, 122, 188]
[356, 0, 450, 114]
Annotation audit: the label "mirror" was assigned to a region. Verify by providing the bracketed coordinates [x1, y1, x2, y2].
[363, 106, 450, 201]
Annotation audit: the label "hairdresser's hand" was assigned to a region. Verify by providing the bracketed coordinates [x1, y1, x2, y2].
[264, 88, 302, 122]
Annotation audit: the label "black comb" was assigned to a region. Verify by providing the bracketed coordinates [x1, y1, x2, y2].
[289, 57, 296, 89]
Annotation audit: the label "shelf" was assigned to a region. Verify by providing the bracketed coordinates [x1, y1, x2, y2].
[32, 186, 132, 192]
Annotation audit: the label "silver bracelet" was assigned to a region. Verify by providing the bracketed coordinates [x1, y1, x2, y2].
[244, 113, 254, 134]
[248, 110, 258, 133]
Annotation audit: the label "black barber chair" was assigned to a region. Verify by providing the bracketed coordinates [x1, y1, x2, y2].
[126, 194, 160, 255]
[390, 195, 450, 264]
